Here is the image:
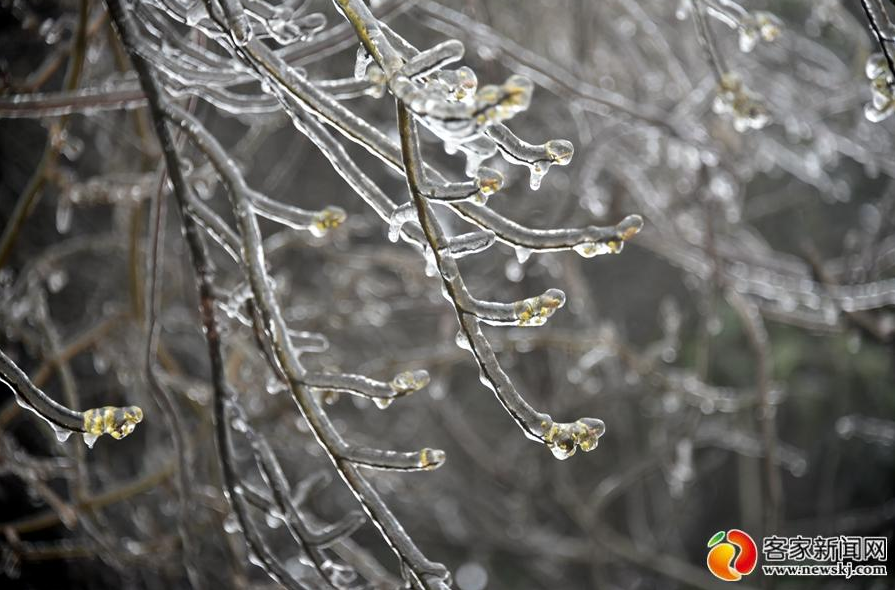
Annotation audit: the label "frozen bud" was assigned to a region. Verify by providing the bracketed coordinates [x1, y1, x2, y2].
[311, 206, 347, 237]
[755, 11, 782, 42]
[542, 417, 606, 460]
[545, 140, 574, 166]
[475, 167, 504, 196]
[713, 73, 771, 132]
[513, 288, 566, 327]
[83, 405, 144, 441]
[418, 448, 446, 470]
[389, 370, 430, 394]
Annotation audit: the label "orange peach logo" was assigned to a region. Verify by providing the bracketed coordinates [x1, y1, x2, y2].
[707, 529, 758, 581]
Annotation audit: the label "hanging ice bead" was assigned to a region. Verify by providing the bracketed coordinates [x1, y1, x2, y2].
[51, 423, 72, 443]
[529, 140, 573, 190]
[455, 329, 472, 351]
[56, 198, 73, 234]
[354, 46, 373, 80]
[373, 397, 393, 410]
[82, 433, 99, 449]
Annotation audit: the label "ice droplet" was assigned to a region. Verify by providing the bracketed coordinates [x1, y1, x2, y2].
[223, 513, 240, 533]
[265, 512, 282, 529]
[82, 433, 99, 449]
[47, 270, 68, 293]
[51, 424, 72, 443]
[455, 329, 472, 351]
[373, 397, 393, 410]
[56, 199, 73, 234]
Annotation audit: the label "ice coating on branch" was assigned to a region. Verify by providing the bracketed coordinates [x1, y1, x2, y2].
[487, 125, 574, 190]
[443, 231, 496, 258]
[713, 73, 770, 132]
[399, 73, 534, 142]
[82, 405, 144, 442]
[267, 12, 327, 45]
[864, 53, 894, 123]
[542, 417, 606, 460]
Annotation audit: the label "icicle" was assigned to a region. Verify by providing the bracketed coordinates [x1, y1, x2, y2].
[82, 433, 99, 449]
[455, 329, 472, 351]
[56, 199, 73, 234]
[388, 203, 416, 242]
[373, 397, 393, 410]
[51, 423, 72, 443]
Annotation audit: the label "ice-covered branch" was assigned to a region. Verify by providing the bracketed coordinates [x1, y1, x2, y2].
[0, 349, 143, 444]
